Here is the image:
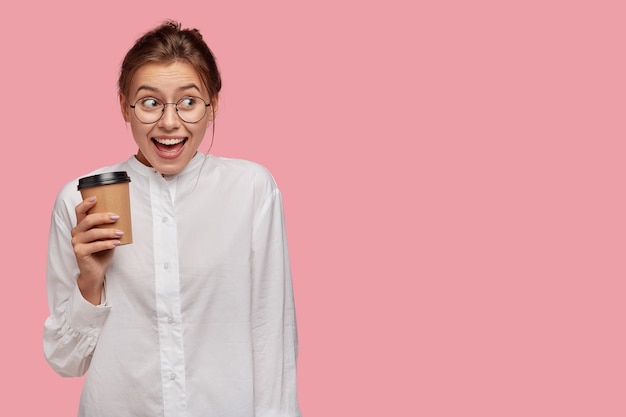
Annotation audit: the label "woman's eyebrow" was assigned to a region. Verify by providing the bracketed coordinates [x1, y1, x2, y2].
[135, 85, 158, 95]
[177, 83, 202, 93]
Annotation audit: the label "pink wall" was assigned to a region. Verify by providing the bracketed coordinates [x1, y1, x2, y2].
[3, 0, 626, 415]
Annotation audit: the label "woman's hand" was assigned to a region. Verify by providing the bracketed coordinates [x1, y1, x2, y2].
[71, 196, 124, 305]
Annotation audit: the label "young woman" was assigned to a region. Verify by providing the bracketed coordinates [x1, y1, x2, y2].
[44, 20, 301, 417]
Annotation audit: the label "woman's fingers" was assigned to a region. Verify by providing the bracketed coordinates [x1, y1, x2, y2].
[72, 198, 124, 256]
[75, 196, 97, 222]
[72, 229, 123, 254]
[72, 213, 121, 239]
[74, 239, 121, 259]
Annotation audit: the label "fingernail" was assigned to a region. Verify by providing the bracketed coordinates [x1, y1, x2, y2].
[115, 230, 124, 236]
[113, 240, 121, 246]
[110, 215, 120, 220]
[88, 196, 96, 202]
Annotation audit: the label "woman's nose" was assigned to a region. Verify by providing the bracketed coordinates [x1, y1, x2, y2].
[158, 103, 181, 128]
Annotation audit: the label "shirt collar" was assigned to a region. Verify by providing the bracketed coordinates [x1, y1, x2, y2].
[126, 152, 206, 179]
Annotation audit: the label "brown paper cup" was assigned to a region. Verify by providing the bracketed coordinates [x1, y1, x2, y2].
[78, 172, 132, 245]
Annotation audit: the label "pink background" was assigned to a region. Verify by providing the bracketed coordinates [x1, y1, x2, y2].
[2, 0, 625, 415]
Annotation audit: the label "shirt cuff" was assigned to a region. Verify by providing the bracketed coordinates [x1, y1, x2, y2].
[65, 284, 112, 335]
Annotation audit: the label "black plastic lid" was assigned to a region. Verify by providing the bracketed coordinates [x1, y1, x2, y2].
[77, 171, 131, 190]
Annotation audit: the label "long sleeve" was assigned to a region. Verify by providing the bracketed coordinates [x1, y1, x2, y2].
[251, 186, 301, 417]
[43, 191, 111, 377]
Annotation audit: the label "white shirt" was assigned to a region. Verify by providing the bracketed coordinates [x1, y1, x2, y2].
[43, 153, 301, 417]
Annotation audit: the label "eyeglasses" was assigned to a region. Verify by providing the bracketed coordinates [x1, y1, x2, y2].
[130, 96, 211, 124]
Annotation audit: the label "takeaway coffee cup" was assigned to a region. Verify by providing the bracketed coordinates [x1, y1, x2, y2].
[77, 171, 132, 245]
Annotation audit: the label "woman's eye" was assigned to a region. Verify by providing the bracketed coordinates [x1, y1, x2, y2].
[179, 97, 196, 108]
[141, 98, 160, 109]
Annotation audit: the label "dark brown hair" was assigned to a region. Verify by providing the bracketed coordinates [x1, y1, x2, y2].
[118, 20, 222, 103]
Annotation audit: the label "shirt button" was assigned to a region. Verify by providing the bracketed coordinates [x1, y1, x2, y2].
[164, 262, 169, 270]
[169, 373, 177, 380]
[161, 217, 168, 223]
[167, 316, 174, 323]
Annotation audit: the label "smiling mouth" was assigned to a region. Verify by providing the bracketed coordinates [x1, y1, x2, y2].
[152, 137, 187, 153]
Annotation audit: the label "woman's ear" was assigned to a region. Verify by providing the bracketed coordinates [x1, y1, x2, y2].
[208, 95, 219, 121]
[120, 94, 131, 122]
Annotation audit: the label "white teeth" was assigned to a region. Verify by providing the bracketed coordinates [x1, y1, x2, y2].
[154, 138, 184, 145]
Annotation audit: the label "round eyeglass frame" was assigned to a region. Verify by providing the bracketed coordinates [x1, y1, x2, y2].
[129, 96, 211, 124]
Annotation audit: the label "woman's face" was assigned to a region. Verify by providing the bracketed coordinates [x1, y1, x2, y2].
[120, 61, 215, 176]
